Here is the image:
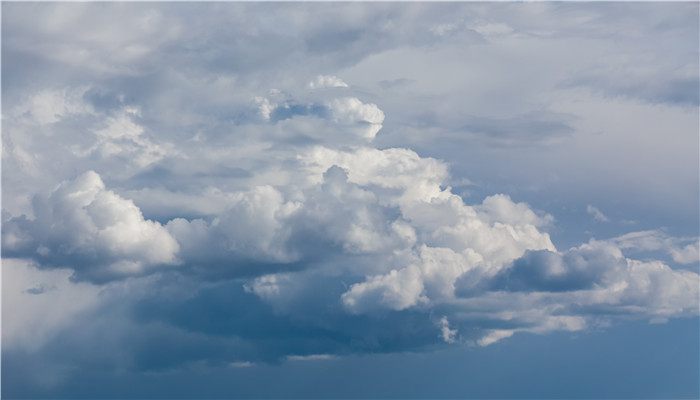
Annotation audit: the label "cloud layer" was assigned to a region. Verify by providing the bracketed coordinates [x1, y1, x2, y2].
[5, 80, 697, 363]
[2, 2, 698, 394]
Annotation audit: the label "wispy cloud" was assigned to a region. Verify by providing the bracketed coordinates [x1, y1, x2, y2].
[586, 205, 609, 223]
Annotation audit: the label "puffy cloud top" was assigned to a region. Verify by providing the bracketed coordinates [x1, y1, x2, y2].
[3, 171, 180, 282]
[327, 98, 385, 140]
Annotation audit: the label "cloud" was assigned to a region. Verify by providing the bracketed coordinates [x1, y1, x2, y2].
[165, 184, 301, 270]
[253, 94, 384, 143]
[286, 354, 336, 361]
[438, 316, 458, 344]
[611, 230, 700, 266]
[477, 329, 514, 346]
[479, 194, 553, 227]
[342, 266, 427, 313]
[3, 171, 180, 282]
[10, 87, 93, 125]
[586, 204, 609, 222]
[75, 107, 172, 168]
[326, 97, 385, 141]
[465, 240, 699, 344]
[5, 77, 696, 370]
[670, 242, 700, 265]
[4, 84, 570, 362]
[2, 3, 698, 393]
[308, 75, 349, 89]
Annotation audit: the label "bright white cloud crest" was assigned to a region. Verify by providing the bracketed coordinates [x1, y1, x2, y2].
[4, 171, 180, 282]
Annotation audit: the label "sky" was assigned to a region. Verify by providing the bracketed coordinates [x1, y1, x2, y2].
[2, 2, 699, 398]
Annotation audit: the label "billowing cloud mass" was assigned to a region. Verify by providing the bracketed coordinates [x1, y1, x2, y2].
[3, 171, 180, 282]
[4, 82, 696, 357]
[2, 2, 698, 395]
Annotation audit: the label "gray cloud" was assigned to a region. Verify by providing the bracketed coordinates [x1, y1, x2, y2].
[2, 2, 698, 394]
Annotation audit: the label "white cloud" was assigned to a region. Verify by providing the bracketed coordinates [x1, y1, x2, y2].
[251, 94, 385, 145]
[342, 266, 427, 313]
[613, 230, 670, 251]
[166, 185, 301, 266]
[611, 230, 699, 265]
[479, 194, 553, 227]
[308, 75, 349, 89]
[670, 241, 700, 265]
[465, 240, 699, 343]
[586, 204, 609, 222]
[477, 329, 514, 346]
[244, 274, 287, 299]
[300, 146, 448, 199]
[341, 245, 483, 314]
[12, 87, 93, 125]
[75, 108, 172, 168]
[2, 4, 698, 382]
[3, 171, 180, 282]
[438, 316, 458, 344]
[5, 79, 697, 363]
[327, 97, 385, 141]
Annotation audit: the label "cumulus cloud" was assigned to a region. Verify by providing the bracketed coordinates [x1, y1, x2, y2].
[2, 3, 698, 393]
[5, 81, 697, 362]
[326, 97, 385, 141]
[4, 78, 698, 379]
[491, 240, 696, 298]
[454, 239, 699, 345]
[165, 184, 301, 269]
[343, 266, 427, 313]
[3, 171, 180, 282]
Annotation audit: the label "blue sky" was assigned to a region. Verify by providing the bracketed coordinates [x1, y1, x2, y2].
[2, 2, 699, 398]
